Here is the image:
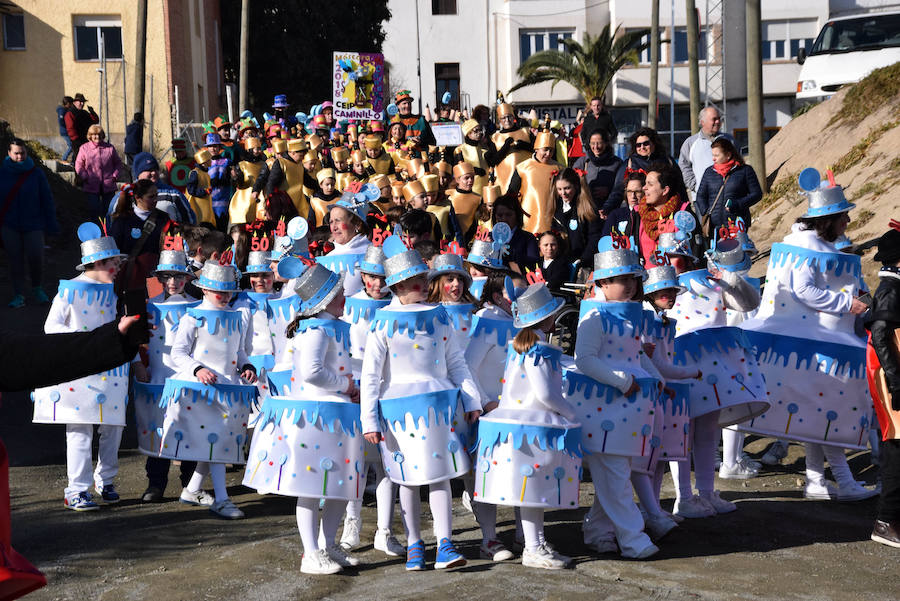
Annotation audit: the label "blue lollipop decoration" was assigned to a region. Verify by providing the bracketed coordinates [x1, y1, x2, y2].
[601, 420, 615, 453]
[641, 424, 652, 455]
[798, 167, 821, 192]
[320, 457, 335, 495]
[207, 432, 219, 460]
[77, 222, 103, 242]
[249, 449, 267, 483]
[823, 410, 839, 441]
[276, 453, 288, 489]
[785, 403, 800, 434]
[553, 466, 566, 505]
[393, 451, 406, 480]
[519, 464, 535, 501]
[479, 458, 491, 498]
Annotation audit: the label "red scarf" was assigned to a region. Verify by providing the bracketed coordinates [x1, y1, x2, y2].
[713, 159, 736, 177]
[636, 194, 681, 240]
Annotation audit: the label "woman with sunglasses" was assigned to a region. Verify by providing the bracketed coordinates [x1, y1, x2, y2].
[604, 128, 685, 216]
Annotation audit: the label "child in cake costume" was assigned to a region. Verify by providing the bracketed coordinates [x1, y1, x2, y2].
[656, 216, 768, 519]
[135, 241, 201, 503]
[159, 260, 257, 519]
[569, 236, 659, 558]
[739, 169, 876, 501]
[639, 264, 702, 531]
[361, 235, 482, 571]
[32, 223, 132, 511]
[234, 250, 277, 375]
[464, 224, 513, 301]
[243, 262, 366, 574]
[317, 184, 379, 297]
[474, 281, 579, 569]
[338, 243, 404, 557]
[427, 247, 477, 353]
[267, 217, 309, 393]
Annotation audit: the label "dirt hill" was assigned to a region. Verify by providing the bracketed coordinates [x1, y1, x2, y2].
[751, 63, 900, 287]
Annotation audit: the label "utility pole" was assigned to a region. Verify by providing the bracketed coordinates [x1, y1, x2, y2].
[686, 0, 701, 134]
[238, 0, 249, 112]
[746, 0, 767, 192]
[134, 0, 147, 117]
[648, 0, 659, 128]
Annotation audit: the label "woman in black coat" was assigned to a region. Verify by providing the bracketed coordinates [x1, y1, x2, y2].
[572, 128, 622, 210]
[694, 137, 762, 233]
[551, 167, 604, 268]
[109, 179, 172, 293]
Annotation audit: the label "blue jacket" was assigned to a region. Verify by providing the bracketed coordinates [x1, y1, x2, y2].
[124, 120, 143, 155]
[56, 106, 69, 136]
[0, 157, 59, 234]
[694, 163, 762, 230]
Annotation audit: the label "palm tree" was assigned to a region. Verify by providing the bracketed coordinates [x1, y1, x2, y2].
[509, 25, 653, 102]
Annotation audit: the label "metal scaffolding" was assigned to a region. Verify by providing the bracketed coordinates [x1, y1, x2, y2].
[704, 0, 726, 121]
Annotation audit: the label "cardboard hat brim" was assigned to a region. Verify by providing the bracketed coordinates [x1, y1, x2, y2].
[513, 295, 565, 328]
[427, 265, 473, 288]
[76, 253, 127, 271]
[299, 272, 345, 317]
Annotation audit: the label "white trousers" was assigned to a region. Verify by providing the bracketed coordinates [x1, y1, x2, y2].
[65, 424, 123, 496]
[805, 443, 855, 488]
[582, 454, 653, 556]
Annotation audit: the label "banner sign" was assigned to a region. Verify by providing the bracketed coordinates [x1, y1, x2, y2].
[432, 123, 464, 147]
[333, 51, 385, 120]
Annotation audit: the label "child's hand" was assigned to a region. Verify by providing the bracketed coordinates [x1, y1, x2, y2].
[482, 400, 499, 414]
[663, 386, 676, 399]
[642, 342, 656, 358]
[196, 368, 217, 385]
[241, 369, 257, 383]
[624, 377, 641, 397]
[695, 370, 703, 380]
[344, 375, 357, 397]
[465, 410, 482, 424]
[134, 362, 150, 383]
[364, 432, 382, 445]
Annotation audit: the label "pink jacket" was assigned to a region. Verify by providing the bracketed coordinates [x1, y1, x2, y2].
[75, 141, 122, 194]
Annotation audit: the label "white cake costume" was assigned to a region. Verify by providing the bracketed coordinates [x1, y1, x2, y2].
[466, 303, 519, 408]
[158, 262, 256, 464]
[317, 184, 378, 297]
[243, 262, 364, 500]
[33, 223, 129, 426]
[739, 169, 870, 449]
[344, 245, 391, 379]
[430, 252, 476, 352]
[235, 250, 277, 374]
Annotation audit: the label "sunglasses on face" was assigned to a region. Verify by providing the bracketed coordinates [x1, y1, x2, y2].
[635, 141, 652, 148]
[159, 274, 187, 282]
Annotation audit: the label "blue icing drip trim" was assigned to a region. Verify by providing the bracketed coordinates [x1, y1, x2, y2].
[105, 364, 130, 378]
[267, 370, 293, 395]
[186, 307, 243, 335]
[378, 389, 459, 431]
[344, 295, 391, 324]
[476, 420, 583, 459]
[579, 301, 645, 337]
[256, 396, 360, 437]
[470, 315, 517, 346]
[677, 269, 712, 291]
[148, 300, 201, 326]
[370, 305, 450, 339]
[160, 378, 257, 408]
[659, 382, 691, 417]
[132, 381, 164, 403]
[562, 370, 658, 403]
[267, 294, 301, 321]
[506, 341, 562, 371]
[744, 329, 865, 378]
[770, 243, 862, 279]
[237, 291, 274, 318]
[643, 310, 675, 344]
[293, 318, 351, 350]
[674, 326, 750, 364]
[316, 253, 364, 275]
[442, 303, 474, 330]
[57, 279, 116, 307]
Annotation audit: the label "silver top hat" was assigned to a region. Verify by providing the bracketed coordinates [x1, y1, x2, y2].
[657, 231, 696, 259]
[245, 251, 273, 273]
[195, 262, 241, 292]
[382, 234, 428, 286]
[798, 167, 855, 218]
[428, 253, 473, 287]
[358, 245, 387, 276]
[511, 282, 564, 328]
[77, 236, 126, 271]
[592, 247, 645, 281]
[465, 239, 506, 271]
[735, 229, 757, 255]
[643, 264, 684, 294]
[154, 250, 195, 277]
[293, 263, 345, 316]
[706, 238, 750, 272]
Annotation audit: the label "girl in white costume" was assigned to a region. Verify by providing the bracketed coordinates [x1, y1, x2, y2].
[464, 224, 514, 301]
[233, 250, 276, 374]
[244, 261, 367, 574]
[570, 236, 659, 559]
[32, 223, 132, 511]
[657, 217, 769, 519]
[135, 243, 200, 503]
[159, 261, 257, 519]
[474, 281, 579, 569]
[337, 244, 404, 557]
[317, 185, 378, 297]
[739, 168, 876, 501]
[361, 235, 482, 571]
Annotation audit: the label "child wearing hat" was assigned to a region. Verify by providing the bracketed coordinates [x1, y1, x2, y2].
[349, 150, 369, 185]
[136, 240, 200, 503]
[570, 236, 659, 559]
[310, 168, 339, 227]
[234, 250, 277, 375]
[318, 185, 376, 298]
[464, 223, 514, 301]
[186, 148, 217, 226]
[32, 223, 132, 511]
[337, 244, 404, 556]
[159, 260, 257, 519]
[427, 250, 477, 352]
[363, 135, 395, 177]
[361, 236, 482, 570]
[453, 119, 495, 195]
[474, 281, 579, 569]
[447, 162, 482, 243]
[243, 262, 366, 574]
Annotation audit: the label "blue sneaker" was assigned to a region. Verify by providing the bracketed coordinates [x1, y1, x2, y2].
[405, 539, 426, 571]
[7, 294, 25, 309]
[435, 537, 466, 569]
[94, 484, 120, 503]
[65, 492, 100, 511]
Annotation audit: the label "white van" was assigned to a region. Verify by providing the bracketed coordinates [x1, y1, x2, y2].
[796, 11, 900, 99]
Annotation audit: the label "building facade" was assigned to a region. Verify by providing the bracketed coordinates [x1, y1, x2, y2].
[0, 0, 225, 156]
[382, 0, 884, 153]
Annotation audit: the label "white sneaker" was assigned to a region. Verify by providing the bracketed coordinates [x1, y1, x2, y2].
[673, 495, 715, 518]
[719, 460, 759, 480]
[209, 498, 244, 519]
[586, 539, 618, 554]
[301, 548, 342, 575]
[179, 488, 215, 506]
[521, 543, 569, 570]
[761, 441, 788, 466]
[374, 528, 405, 556]
[804, 479, 839, 500]
[339, 516, 361, 550]
[461, 489, 474, 514]
[327, 543, 360, 567]
[701, 490, 737, 514]
[479, 539, 514, 561]
[836, 481, 879, 501]
[645, 514, 678, 540]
